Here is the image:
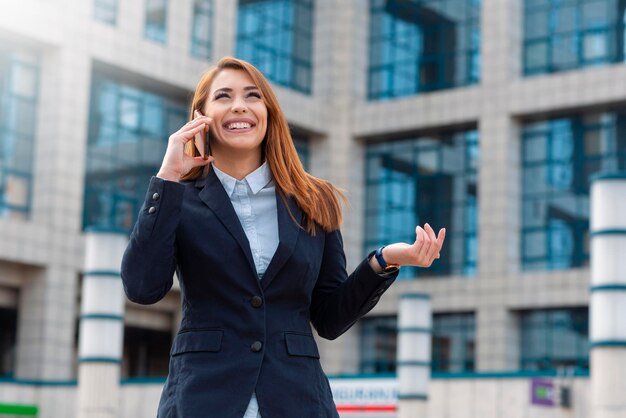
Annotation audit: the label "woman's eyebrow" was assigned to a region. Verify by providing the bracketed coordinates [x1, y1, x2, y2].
[213, 86, 259, 94]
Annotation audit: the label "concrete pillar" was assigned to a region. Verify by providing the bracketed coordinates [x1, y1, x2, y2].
[590, 172, 626, 418]
[77, 232, 127, 418]
[396, 293, 431, 418]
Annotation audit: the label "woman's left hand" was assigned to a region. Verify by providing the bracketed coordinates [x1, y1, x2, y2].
[383, 223, 446, 268]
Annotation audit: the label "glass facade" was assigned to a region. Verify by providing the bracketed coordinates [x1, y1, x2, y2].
[359, 316, 398, 373]
[520, 308, 589, 371]
[524, 0, 626, 75]
[83, 75, 187, 233]
[94, 0, 118, 25]
[368, 0, 481, 100]
[291, 130, 310, 170]
[365, 129, 479, 279]
[0, 47, 39, 220]
[236, 0, 314, 94]
[432, 312, 475, 372]
[145, 0, 168, 43]
[521, 109, 626, 271]
[191, 0, 213, 59]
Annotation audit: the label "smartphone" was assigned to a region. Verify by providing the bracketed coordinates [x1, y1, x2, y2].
[194, 110, 211, 160]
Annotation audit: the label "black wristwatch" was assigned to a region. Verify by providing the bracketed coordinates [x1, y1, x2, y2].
[375, 246, 400, 273]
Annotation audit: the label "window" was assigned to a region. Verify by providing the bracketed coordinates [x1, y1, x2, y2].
[0, 47, 39, 220]
[365, 129, 479, 279]
[368, 0, 481, 100]
[84, 75, 187, 232]
[520, 308, 589, 371]
[122, 326, 171, 377]
[236, 0, 314, 94]
[291, 129, 310, 171]
[524, 0, 626, 75]
[145, 0, 168, 43]
[360, 316, 398, 373]
[94, 0, 118, 25]
[432, 312, 475, 372]
[521, 109, 626, 271]
[0, 308, 17, 377]
[191, 0, 213, 59]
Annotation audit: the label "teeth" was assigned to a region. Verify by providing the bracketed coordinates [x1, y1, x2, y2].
[227, 122, 251, 130]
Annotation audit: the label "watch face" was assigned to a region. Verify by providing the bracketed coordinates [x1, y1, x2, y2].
[383, 265, 399, 273]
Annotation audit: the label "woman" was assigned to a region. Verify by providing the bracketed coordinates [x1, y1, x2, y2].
[121, 56, 445, 418]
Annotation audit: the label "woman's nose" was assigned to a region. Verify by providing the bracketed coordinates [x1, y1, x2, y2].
[231, 97, 247, 113]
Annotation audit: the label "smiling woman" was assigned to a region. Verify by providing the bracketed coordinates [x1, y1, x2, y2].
[120, 56, 445, 418]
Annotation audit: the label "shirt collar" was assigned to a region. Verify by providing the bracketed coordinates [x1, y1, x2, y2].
[212, 161, 273, 197]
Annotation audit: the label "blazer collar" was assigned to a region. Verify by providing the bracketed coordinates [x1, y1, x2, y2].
[195, 166, 303, 289]
[195, 167, 257, 277]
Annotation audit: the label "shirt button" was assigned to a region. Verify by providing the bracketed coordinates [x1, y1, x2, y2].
[152, 192, 160, 201]
[251, 341, 263, 352]
[148, 206, 156, 214]
[251, 296, 263, 308]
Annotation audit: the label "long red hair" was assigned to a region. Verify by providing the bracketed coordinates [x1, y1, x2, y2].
[181, 57, 345, 234]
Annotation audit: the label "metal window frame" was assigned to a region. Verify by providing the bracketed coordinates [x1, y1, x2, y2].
[520, 109, 626, 271]
[191, 0, 214, 59]
[523, 0, 626, 75]
[235, 0, 314, 94]
[364, 129, 479, 279]
[519, 307, 589, 372]
[0, 50, 40, 218]
[367, 0, 482, 100]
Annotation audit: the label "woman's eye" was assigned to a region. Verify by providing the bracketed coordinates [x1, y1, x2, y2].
[247, 92, 261, 99]
[214, 93, 230, 100]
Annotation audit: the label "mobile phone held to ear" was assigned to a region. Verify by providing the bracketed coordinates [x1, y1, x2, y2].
[194, 110, 211, 160]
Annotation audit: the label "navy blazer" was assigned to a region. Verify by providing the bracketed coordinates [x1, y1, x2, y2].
[120, 167, 398, 418]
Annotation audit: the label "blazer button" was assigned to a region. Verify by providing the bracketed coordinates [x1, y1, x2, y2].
[251, 296, 263, 308]
[251, 341, 263, 352]
[152, 192, 160, 201]
[148, 206, 156, 214]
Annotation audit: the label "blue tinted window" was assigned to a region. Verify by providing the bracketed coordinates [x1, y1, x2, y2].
[145, 0, 168, 43]
[368, 0, 481, 100]
[191, 0, 213, 59]
[291, 130, 310, 171]
[524, 0, 626, 75]
[360, 316, 398, 373]
[84, 76, 187, 232]
[432, 312, 475, 372]
[521, 110, 626, 271]
[94, 0, 117, 25]
[236, 0, 313, 94]
[0, 47, 39, 219]
[520, 308, 589, 371]
[365, 130, 479, 279]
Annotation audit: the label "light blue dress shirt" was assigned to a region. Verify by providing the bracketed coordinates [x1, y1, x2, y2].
[213, 161, 277, 418]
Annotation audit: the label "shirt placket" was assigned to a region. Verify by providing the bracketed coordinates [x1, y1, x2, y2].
[235, 181, 262, 277]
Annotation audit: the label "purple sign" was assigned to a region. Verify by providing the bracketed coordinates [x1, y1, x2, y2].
[531, 379, 555, 407]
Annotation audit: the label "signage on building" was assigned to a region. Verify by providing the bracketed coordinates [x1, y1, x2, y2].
[329, 377, 397, 413]
[530, 379, 555, 407]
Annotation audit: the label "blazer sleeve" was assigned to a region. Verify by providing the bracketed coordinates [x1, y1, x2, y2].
[120, 176, 185, 305]
[309, 229, 399, 340]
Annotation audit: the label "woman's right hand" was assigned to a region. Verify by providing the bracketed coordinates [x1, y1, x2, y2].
[156, 111, 214, 182]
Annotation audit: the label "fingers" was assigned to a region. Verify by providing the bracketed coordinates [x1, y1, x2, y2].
[176, 114, 211, 142]
[413, 225, 426, 254]
[413, 223, 446, 267]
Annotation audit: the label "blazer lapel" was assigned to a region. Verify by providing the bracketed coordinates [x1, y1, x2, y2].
[260, 193, 303, 290]
[195, 167, 257, 277]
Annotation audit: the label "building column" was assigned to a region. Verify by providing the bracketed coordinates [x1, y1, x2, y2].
[590, 173, 626, 418]
[396, 293, 431, 418]
[77, 232, 127, 418]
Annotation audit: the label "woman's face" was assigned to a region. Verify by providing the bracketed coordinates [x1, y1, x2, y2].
[203, 69, 268, 156]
